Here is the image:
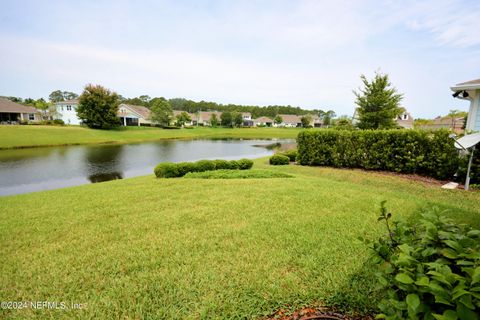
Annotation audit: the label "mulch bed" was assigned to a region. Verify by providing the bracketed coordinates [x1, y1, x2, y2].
[265, 307, 374, 320]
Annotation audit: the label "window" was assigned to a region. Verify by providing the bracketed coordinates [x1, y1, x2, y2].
[28, 113, 35, 121]
[67, 105, 72, 111]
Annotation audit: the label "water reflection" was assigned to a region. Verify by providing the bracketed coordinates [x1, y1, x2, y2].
[84, 145, 124, 183]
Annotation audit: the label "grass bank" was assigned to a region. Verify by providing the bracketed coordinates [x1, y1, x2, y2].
[1, 159, 479, 319]
[0, 125, 304, 149]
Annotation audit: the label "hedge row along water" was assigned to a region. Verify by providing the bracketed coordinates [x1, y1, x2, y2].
[297, 129, 459, 180]
[154, 159, 254, 178]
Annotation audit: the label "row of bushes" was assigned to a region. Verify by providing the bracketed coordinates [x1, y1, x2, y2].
[154, 159, 254, 178]
[297, 129, 460, 180]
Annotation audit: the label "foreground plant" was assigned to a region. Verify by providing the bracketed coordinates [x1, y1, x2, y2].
[363, 201, 480, 320]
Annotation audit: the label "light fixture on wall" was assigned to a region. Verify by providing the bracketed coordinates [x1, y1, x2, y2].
[462, 91, 469, 98]
[452, 90, 470, 98]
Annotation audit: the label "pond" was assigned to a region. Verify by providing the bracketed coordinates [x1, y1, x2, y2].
[0, 139, 294, 196]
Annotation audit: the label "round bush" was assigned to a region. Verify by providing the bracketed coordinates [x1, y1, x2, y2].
[237, 158, 254, 170]
[195, 160, 216, 172]
[269, 154, 290, 165]
[227, 160, 240, 170]
[154, 162, 179, 178]
[213, 159, 230, 170]
[53, 119, 65, 125]
[176, 162, 197, 176]
[282, 149, 297, 162]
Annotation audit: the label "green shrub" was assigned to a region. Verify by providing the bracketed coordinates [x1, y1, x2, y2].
[282, 149, 298, 162]
[269, 154, 290, 165]
[184, 169, 292, 179]
[237, 158, 254, 170]
[297, 129, 459, 180]
[154, 162, 179, 178]
[227, 160, 240, 170]
[194, 160, 216, 172]
[53, 119, 65, 125]
[176, 162, 197, 176]
[363, 202, 480, 319]
[213, 159, 231, 170]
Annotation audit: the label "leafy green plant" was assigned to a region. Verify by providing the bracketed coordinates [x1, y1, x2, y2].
[269, 154, 290, 165]
[364, 202, 480, 319]
[237, 158, 254, 170]
[176, 162, 197, 176]
[282, 149, 298, 162]
[154, 162, 179, 178]
[194, 160, 216, 172]
[184, 169, 292, 179]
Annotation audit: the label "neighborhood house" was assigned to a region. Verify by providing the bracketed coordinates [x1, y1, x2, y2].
[451, 78, 480, 132]
[55, 99, 81, 125]
[0, 98, 40, 124]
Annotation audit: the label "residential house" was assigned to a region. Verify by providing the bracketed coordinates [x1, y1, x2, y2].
[173, 110, 194, 126]
[396, 111, 414, 129]
[277, 114, 302, 127]
[0, 98, 40, 124]
[117, 104, 151, 126]
[54, 99, 81, 125]
[417, 116, 465, 134]
[253, 116, 274, 127]
[241, 112, 253, 126]
[191, 111, 222, 126]
[451, 78, 480, 132]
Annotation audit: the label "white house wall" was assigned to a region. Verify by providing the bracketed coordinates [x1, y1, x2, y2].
[55, 104, 82, 125]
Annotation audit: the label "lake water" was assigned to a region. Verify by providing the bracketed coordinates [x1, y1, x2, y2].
[0, 139, 293, 196]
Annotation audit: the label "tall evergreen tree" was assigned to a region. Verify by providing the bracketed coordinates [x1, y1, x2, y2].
[354, 72, 403, 129]
[77, 84, 120, 129]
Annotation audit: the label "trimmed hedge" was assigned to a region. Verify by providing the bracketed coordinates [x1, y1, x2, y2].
[269, 154, 290, 165]
[154, 158, 254, 178]
[297, 129, 459, 180]
[282, 149, 298, 162]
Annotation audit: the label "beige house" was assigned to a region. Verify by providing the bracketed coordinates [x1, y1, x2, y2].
[417, 116, 465, 134]
[396, 111, 414, 129]
[117, 104, 151, 126]
[0, 98, 40, 124]
[254, 116, 274, 127]
[255, 114, 321, 127]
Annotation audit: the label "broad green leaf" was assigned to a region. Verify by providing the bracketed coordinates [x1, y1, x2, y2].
[441, 248, 458, 259]
[467, 229, 480, 237]
[457, 303, 479, 320]
[443, 310, 458, 320]
[406, 293, 420, 311]
[472, 267, 480, 285]
[415, 276, 429, 286]
[395, 273, 414, 284]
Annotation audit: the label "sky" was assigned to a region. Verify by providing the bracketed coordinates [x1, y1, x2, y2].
[0, 0, 479, 118]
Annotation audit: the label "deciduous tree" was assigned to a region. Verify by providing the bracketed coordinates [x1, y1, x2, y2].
[150, 99, 173, 127]
[77, 84, 120, 129]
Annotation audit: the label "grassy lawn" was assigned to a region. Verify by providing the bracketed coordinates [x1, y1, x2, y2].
[0, 125, 304, 149]
[1, 159, 479, 319]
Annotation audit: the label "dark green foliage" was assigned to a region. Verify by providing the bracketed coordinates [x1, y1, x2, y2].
[301, 114, 312, 127]
[150, 99, 173, 127]
[77, 84, 120, 129]
[282, 149, 298, 162]
[176, 162, 197, 176]
[237, 159, 254, 170]
[184, 169, 293, 179]
[364, 202, 480, 319]
[194, 160, 216, 172]
[52, 119, 65, 125]
[221, 111, 232, 127]
[227, 160, 240, 169]
[269, 154, 290, 165]
[213, 159, 230, 170]
[354, 72, 403, 129]
[457, 151, 480, 185]
[154, 159, 253, 178]
[232, 112, 243, 127]
[48, 90, 78, 102]
[297, 129, 459, 180]
[154, 162, 179, 178]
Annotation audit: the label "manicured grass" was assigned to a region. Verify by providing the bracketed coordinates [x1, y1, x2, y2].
[184, 169, 293, 179]
[0, 125, 304, 149]
[1, 159, 479, 319]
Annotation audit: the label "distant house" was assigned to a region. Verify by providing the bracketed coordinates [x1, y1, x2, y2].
[417, 116, 465, 133]
[0, 98, 40, 124]
[254, 116, 274, 127]
[451, 78, 480, 131]
[173, 110, 194, 126]
[54, 99, 81, 125]
[396, 111, 414, 129]
[192, 111, 222, 126]
[117, 104, 151, 126]
[241, 112, 253, 126]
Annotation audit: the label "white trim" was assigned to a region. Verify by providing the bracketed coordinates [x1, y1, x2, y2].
[450, 84, 480, 91]
[118, 104, 145, 119]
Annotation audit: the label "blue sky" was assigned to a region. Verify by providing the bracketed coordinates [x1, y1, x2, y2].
[0, 0, 479, 118]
